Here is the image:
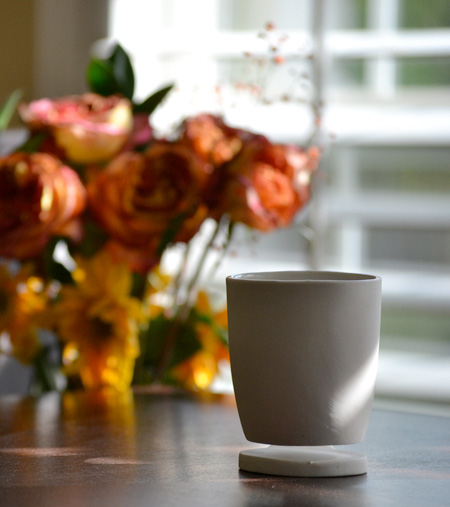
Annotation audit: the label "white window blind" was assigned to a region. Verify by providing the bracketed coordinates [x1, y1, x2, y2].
[107, 0, 450, 405]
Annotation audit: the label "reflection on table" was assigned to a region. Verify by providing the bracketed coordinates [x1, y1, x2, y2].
[1, 389, 449, 506]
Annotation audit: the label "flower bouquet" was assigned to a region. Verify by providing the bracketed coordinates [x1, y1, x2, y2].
[0, 44, 319, 393]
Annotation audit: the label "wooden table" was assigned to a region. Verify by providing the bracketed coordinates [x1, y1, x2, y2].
[0, 389, 449, 506]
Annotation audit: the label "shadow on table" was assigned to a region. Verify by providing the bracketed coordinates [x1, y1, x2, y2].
[238, 470, 370, 507]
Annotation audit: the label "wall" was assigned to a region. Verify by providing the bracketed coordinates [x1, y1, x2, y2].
[0, 0, 109, 119]
[0, 0, 35, 113]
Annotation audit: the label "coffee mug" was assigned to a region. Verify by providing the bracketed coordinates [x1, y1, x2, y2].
[226, 270, 382, 477]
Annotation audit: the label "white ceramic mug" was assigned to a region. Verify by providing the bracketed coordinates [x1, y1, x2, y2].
[226, 271, 382, 447]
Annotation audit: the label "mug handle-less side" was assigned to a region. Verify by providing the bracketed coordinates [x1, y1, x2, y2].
[226, 271, 382, 477]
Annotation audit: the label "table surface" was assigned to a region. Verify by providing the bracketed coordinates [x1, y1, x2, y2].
[0, 389, 449, 507]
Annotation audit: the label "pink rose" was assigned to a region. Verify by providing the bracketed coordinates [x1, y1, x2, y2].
[19, 93, 133, 164]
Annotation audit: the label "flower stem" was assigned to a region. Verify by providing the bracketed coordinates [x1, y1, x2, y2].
[178, 218, 222, 321]
[205, 216, 233, 281]
[154, 218, 222, 380]
[172, 242, 191, 306]
[33, 348, 57, 393]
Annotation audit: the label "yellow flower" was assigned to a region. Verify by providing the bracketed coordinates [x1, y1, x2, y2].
[0, 264, 47, 364]
[54, 249, 146, 391]
[172, 290, 229, 391]
[173, 350, 219, 391]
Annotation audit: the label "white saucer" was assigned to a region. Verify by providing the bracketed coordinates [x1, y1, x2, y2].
[239, 445, 367, 477]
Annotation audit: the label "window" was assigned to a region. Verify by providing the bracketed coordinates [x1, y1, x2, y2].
[109, 0, 450, 406]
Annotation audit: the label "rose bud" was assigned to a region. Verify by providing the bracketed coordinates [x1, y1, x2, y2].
[180, 114, 256, 174]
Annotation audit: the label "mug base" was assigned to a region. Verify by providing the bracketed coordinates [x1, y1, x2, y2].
[239, 445, 367, 477]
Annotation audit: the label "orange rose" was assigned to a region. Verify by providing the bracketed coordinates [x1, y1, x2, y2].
[180, 114, 253, 181]
[87, 143, 209, 270]
[215, 137, 319, 231]
[0, 152, 86, 259]
[105, 240, 161, 275]
[19, 93, 133, 164]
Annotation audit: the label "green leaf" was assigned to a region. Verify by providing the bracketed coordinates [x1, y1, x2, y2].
[74, 219, 109, 257]
[86, 59, 118, 96]
[110, 44, 135, 100]
[32, 347, 59, 393]
[157, 211, 188, 255]
[169, 322, 202, 367]
[141, 314, 202, 371]
[42, 238, 74, 285]
[86, 44, 135, 99]
[48, 261, 73, 285]
[15, 132, 47, 153]
[0, 89, 23, 130]
[131, 271, 147, 299]
[191, 308, 229, 346]
[141, 314, 172, 367]
[134, 84, 174, 114]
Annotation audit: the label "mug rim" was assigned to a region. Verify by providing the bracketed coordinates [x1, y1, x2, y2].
[227, 270, 381, 283]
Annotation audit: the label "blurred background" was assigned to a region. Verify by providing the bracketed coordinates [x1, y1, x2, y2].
[1, 0, 450, 411]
